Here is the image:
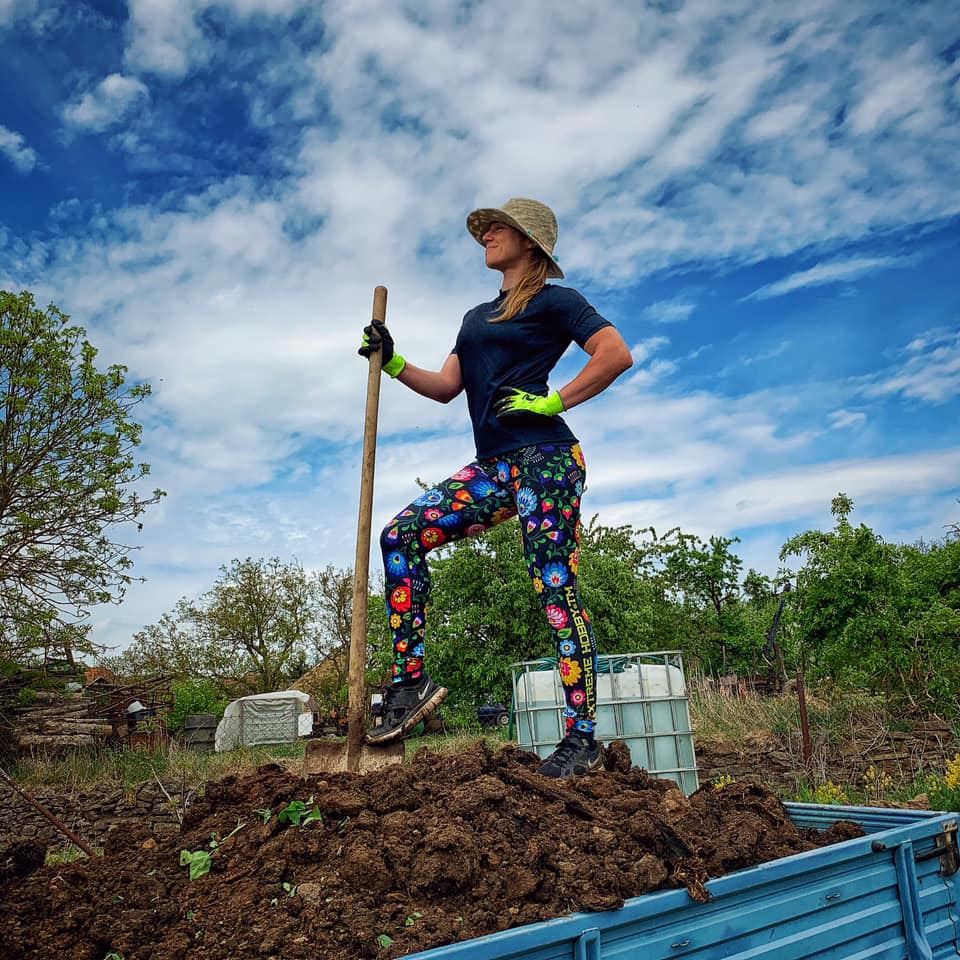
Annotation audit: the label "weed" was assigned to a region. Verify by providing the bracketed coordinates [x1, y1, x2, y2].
[179, 849, 212, 881]
[255, 807, 273, 824]
[179, 820, 246, 880]
[278, 799, 322, 827]
[376, 933, 394, 949]
[45, 843, 101, 866]
[817, 782, 849, 805]
[920, 757, 960, 812]
[944, 754, 960, 791]
[713, 774, 735, 789]
[404, 912, 422, 926]
[862, 764, 894, 803]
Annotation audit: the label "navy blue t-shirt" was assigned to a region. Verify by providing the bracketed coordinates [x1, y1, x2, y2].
[451, 284, 613, 458]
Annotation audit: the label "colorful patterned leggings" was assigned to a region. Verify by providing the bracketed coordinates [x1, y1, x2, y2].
[380, 441, 598, 738]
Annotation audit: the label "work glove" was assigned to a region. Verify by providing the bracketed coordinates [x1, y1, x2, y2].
[495, 387, 565, 419]
[358, 320, 406, 378]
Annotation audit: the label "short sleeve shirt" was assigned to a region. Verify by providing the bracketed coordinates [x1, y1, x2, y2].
[451, 284, 613, 458]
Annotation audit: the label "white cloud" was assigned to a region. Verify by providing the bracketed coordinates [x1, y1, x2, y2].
[745, 256, 911, 300]
[643, 298, 696, 324]
[828, 409, 866, 429]
[596, 448, 960, 547]
[629, 337, 670, 365]
[744, 102, 811, 142]
[64, 73, 150, 131]
[864, 330, 960, 405]
[847, 42, 948, 137]
[124, 0, 303, 77]
[0, 124, 37, 172]
[742, 341, 792, 367]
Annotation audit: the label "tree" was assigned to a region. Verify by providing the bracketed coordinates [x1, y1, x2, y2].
[779, 495, 960, 713]
[189, 557, 318, 693]
[659, 532, 761, 674]
[101, 604, 244, 683]
[0, 290, 164, 660]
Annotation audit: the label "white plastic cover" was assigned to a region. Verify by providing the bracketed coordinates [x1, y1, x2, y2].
[214, 690, 314, 752]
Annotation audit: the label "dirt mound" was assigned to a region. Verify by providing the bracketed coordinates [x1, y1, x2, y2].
[0, 742, 862, 959]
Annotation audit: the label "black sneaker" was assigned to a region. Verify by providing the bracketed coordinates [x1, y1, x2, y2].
[536, 733, 602, 779]
[365, 675, 447, 745]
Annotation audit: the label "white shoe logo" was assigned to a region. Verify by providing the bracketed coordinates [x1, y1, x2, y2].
[417, 686, 429, 701]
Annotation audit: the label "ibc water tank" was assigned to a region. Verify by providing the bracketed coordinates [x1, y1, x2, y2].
[511, 652, 699, 794]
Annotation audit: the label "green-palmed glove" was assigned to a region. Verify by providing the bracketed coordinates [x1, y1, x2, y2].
[495, 387, 565, 419]
[358, 320, 406, 378]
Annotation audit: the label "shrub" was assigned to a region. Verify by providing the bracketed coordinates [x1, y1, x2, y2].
[167, 680, 228, 734]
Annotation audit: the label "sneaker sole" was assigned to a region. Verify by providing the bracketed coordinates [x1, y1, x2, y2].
[365, 686, 448, 746]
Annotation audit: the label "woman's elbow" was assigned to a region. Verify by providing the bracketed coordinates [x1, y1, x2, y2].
[438, 384, 463, 404]
[616, 345, 634, 375]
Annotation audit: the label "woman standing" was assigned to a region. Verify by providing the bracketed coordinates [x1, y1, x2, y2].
[359, 198, 633, 778]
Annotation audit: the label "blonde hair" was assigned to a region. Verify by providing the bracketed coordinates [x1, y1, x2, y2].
[490, 251, 550, 323]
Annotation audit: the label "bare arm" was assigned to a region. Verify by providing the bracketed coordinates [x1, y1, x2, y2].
[396, 352, 464, 404]
[557, 327, 633, 410]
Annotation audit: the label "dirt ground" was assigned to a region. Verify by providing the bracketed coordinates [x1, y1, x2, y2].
[0, 742, 862, 959]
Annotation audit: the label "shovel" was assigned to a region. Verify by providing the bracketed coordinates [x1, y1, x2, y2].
[303, 286, 405, 775]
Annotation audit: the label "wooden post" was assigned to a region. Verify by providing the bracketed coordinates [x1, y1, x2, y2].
[345, 286, 387, 774]
[795, 668, 813, 766]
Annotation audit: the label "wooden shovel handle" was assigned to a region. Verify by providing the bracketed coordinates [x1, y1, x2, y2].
[346, 286, 387, 772]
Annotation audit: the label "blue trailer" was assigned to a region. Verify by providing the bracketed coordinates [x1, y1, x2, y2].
[407, 804, 960, 960]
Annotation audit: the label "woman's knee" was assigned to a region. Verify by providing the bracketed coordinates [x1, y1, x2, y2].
[380, 519, 402, 556]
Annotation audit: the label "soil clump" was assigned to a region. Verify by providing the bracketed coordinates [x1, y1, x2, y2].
[0, 742, 862, 959]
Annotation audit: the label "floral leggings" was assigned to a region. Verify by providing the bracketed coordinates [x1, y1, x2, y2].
[380, 441, 598, 738]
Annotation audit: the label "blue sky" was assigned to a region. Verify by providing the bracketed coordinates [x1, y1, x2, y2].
[1, 0, 958, 655]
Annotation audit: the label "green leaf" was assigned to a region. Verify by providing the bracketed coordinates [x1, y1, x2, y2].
[376, 933, 394, 949]
[278, 800, 308, 826]
[179, 849, 212, 881]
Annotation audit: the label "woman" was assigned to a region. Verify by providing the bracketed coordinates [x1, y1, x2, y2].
[359, 198, 633, 778]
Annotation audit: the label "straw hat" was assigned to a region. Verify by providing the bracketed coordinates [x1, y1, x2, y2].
[466, 197, 564, 279]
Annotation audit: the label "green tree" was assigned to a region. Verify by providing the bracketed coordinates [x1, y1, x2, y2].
[189, 557, 318, 693]
[659, 532, 761, 674]
[0, 290, 164, 660]
[777, 493, 948, 705]
[575, 519, 682, 654]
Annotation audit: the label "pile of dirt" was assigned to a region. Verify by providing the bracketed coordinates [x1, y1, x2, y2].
[0, 742, 862, 959]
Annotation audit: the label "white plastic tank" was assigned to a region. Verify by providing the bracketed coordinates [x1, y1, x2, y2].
[512, 652, 699, 794]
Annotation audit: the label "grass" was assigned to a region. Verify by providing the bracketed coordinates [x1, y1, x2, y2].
[402, 726, 511, 757]
[688, 686, 802, 744]
[688, 683, 892, 747]
[44, 843, 102, 866]
[13, 740, 306, 796]
[690, 684, 960, 807]
[11, 726, 504, 797]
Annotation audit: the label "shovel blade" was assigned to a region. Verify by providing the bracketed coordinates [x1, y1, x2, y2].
[302, 737, 405, 776]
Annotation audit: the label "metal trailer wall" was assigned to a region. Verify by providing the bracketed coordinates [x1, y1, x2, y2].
[407, 804, 960, 960]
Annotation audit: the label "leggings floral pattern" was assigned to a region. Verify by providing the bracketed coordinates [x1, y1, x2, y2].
[380, 442, 598, 738]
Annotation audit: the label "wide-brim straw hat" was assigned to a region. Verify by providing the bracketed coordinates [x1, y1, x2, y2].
[466, 197, 564, 279]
